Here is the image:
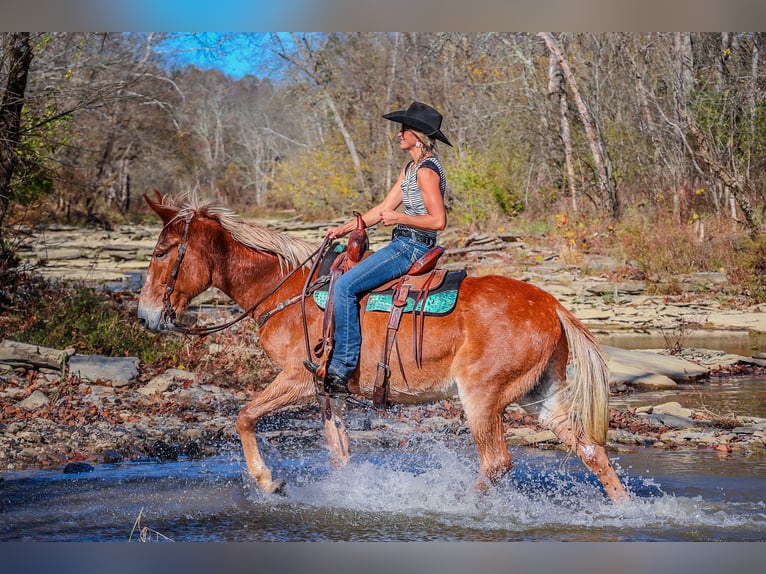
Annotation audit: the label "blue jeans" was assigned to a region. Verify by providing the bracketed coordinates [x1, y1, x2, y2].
[328, 235, 430, 379]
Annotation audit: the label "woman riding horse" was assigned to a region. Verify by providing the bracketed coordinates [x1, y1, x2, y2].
[305, 101, 451, 395]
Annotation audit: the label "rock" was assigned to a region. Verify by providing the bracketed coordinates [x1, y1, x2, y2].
[101, 449, 124, 463]
[16, 390, 51, 410]
[68, 354, 140, 386]
[522, 430, 557, 445]
[40, 247, 85, 261]
[653, 401, 694, 419]
[659, 429, 708, 443]
[0, 339, 73, 370]
[63, 462, 95, 474]
[605, 346, 708, 384]
[139, 369, 195, 395]
[649, 413, 698, 429]
[608, 364, 678, 389]
[586, 282, 646, 296]
[607, 429, 648, 446]
[574, 309, 613, 321]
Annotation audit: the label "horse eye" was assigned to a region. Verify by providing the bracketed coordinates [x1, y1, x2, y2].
[153, 251, 167, 260]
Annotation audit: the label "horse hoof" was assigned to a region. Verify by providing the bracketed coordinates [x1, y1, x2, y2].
[267, 479, 287, 497]
[473, 479, 491, 496]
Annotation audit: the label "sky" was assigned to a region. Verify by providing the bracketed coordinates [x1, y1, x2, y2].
[157, 33, 275, 79]
[4, 0, 766, 32]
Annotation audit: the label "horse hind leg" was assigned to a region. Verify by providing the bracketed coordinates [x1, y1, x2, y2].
[459, 385, 514, 492]
[538, 388, 629, 504]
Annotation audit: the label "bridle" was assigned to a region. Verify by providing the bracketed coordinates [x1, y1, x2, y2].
[158, 213, 332, 337]
[160, 214, 192, 329]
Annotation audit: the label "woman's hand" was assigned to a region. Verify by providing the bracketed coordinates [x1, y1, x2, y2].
[379, 210, 401, 226]
[325, 224, 350, 239]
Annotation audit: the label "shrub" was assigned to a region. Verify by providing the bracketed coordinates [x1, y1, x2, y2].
[730, 234, 766, 302]
[0, 271, 182, 364]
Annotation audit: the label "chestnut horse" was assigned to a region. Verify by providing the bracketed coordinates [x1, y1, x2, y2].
[137, 193, 628, 504]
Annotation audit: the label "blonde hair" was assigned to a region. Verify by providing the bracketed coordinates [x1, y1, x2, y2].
[409, 128, 437, 164]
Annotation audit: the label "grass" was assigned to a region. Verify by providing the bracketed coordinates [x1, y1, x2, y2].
[129, 508, 173, 542]
[0, 270, 182, 364]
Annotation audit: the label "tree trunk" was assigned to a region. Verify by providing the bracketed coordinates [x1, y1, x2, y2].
[538, 32, 619, 218]
[678, 105, 761, 239]
[384, 33, 400, 194]
[547, 52, 578, 212]
[0, 32, 33, 247]
[747, 35, 760, 181]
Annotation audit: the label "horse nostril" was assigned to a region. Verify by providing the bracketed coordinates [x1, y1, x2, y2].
[138, 317, 147, 328]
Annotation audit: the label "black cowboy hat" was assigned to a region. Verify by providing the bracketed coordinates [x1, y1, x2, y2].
[383, 101, 452, 147]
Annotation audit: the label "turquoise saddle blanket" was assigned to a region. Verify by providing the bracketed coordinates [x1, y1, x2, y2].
[313, 269, 466, 316]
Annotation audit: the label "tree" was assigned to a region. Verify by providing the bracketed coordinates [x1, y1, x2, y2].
[273, 33, 369, 196]
[0, 32, 33, 260]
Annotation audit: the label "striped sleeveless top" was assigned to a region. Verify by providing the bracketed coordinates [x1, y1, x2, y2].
[399, 156, 446, 242]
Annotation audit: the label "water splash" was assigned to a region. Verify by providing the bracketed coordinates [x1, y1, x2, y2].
[249, 437, 766, 541]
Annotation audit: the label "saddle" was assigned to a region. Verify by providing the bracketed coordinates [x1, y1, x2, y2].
[310, 216, 465, 406]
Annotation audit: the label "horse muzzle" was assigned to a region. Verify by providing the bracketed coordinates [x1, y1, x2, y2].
[137, 305, 167, 333]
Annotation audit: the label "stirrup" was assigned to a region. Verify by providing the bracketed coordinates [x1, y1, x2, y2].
[304, 360, 349, 395]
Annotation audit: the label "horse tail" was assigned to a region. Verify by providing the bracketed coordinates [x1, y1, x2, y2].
[556, 306, 610, 445]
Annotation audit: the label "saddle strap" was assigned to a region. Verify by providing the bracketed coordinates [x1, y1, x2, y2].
[314, 266, 342, 379]
[372, 280, 409, 406]
[412, 270, 438, 368]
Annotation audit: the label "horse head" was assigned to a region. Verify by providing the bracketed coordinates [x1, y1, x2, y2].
[137, 192, 213, 332]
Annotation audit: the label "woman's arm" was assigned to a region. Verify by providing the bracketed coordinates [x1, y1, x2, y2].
[379, 166, 445, 231]
[326, 166, 405, 238]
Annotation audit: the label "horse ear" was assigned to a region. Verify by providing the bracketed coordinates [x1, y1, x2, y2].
[144, 191, 177, 225]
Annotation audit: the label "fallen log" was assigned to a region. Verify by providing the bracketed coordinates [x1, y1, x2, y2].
[0, 339, 74, 371]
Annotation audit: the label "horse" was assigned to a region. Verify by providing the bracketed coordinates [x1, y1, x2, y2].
[137, 192, 629, 504]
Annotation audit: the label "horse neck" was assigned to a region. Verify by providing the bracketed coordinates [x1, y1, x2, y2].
[211, 239, 308, 312]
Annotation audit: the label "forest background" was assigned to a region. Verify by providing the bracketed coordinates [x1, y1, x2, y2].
[2, 31, 766, 301]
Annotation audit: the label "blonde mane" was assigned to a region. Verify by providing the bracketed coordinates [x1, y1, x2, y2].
[164, 193, 318, 269]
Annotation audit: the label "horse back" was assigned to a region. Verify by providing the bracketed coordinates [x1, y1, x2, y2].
[354, 274, 566, 401]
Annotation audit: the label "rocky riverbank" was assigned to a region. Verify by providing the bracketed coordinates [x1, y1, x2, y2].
[1, 221, 765, 473]
[1, 338, 765, 473]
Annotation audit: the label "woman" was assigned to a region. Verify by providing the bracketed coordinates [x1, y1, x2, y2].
[306, 101, 452, 394]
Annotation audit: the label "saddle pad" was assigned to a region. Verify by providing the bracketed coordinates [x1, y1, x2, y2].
[313, 269, 466, 316]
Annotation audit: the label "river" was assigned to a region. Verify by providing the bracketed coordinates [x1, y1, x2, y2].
[1, 413, 764, 542]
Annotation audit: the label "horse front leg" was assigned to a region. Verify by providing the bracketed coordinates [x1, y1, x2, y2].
[235, 370, 314, 494]
[321, 393, 351, 468]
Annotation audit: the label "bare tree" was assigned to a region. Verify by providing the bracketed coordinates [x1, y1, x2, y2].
[273, 33, 368, 196]
[538, 33, 619, 218]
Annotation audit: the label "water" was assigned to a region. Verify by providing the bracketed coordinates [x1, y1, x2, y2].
[2, 435, 764, 541]
[612, 376, 766, 418]
[598, 330, 766, 357]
